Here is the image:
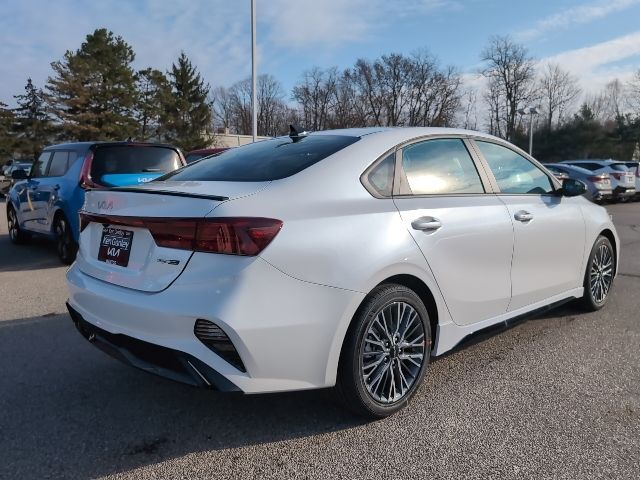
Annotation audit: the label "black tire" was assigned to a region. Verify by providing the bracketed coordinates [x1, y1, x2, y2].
[580, 236, 615, 311]
[336, 283, 431, 419]
[54, 213, 77, 265]
[7, 204, 30, 244]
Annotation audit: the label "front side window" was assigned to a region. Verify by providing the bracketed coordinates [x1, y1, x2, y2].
[47, 151, 70, 177]
[31, 152, 51, 178]
[476, 141, 554, 194]
[400, 138, 484, 195]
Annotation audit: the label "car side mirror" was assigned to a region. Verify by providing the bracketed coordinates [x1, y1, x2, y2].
[11, 169, 28, 180]
[559, 178, 586, 197]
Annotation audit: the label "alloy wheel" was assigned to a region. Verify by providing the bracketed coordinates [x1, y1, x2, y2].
[589, 243, 613, 304]
[360, 301, 426, 404]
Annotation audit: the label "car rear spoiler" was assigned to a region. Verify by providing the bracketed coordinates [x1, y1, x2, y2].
[103, 186, 229, 201]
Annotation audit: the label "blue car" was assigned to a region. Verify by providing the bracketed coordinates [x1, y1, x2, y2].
[6, 141, 185, 264]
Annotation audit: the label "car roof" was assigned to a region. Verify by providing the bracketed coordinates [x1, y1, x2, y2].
[310, 126, 503, 142]
[187, 147, 229, 155]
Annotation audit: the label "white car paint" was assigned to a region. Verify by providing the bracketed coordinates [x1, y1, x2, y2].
[66, 127, 619, 394]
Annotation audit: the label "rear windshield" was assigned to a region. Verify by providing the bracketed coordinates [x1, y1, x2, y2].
[565, 162, 603, 171]
[185, 153, 205, 164]
[160, 135, 359, 182]
[610, 163, 629, 171]
[91, 146, 181, 180]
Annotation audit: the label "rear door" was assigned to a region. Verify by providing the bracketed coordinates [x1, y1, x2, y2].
[472, 140, 586, 311]
[35, 150, 72, 230]
[18, 151, 51, 230]
[91, 145, 182, 187]
[393, 137, 514, 326]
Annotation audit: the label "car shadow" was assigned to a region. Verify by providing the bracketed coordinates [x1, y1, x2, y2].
[0, 314, 366, 479]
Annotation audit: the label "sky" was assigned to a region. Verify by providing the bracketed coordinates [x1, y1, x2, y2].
[1, 0, 640, 108]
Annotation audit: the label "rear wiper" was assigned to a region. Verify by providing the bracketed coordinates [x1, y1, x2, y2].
[142, 168, 164, 172]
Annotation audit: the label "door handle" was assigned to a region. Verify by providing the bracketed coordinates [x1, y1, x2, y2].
[411, 216, 442, 231]
[514, 210, 533, 222]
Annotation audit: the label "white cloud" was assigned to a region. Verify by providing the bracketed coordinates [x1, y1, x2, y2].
[540, 31, 640, 93]
[517, 0, 640, 41]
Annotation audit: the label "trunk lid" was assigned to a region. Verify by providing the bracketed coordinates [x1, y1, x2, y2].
[76, 181, 269, 292]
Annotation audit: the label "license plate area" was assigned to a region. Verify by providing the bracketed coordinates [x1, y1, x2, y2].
[98, 226, 134, 267]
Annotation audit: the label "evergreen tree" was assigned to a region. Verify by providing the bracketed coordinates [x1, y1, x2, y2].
[134, 68, 171, 141]
[13, 78, 52, 158]
[164, 52, 212, 151]
[0, 101, 15, 160]
[46, 28, 137, 141]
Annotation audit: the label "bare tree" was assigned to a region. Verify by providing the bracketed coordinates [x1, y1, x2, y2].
[538, 63, 581, 130]
[292, 67, 338, 130]
[480, 35, 537, 141]
[627, 69, 640, 114]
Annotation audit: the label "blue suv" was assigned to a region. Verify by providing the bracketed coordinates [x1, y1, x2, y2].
[6, 141, 185, 264]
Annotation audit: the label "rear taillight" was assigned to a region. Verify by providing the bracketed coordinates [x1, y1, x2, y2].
[78, 151, 104, 189]
[610, 172, 624, 180]
[635, 168, 640, 178]
[78, 213, 282, 256]
[588, 174, 609, 182]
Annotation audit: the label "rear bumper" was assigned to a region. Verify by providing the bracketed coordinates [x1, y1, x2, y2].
[613, 186, 636, 198]
[66, 255, 363, 393]
[67, 302, 240, 391]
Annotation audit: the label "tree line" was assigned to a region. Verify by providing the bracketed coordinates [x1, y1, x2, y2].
[1, 28, 640, 162]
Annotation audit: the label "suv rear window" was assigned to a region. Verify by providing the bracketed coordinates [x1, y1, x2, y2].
[161, 135, 359, 182]
[91, 146, 181, 181]
[565, 162, 603, 171]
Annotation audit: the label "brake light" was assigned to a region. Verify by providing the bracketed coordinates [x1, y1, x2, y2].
[78, 151, 103, 189]
[78, 213, 282, 255]
[588, 174, 609, 182]
[610, 172, 624, 180]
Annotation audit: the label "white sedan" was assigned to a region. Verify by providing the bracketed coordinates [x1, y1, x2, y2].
[66, 127, 618, 418]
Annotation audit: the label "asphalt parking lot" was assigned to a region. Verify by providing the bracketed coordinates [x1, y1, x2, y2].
[1, 198, 638, 480]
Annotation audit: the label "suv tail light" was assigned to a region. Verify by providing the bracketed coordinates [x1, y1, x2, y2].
[588, 174, 609, 182]
[79, 213, 282, 256]
[78, 151, 103, 189]
[609, 172, 625, 180]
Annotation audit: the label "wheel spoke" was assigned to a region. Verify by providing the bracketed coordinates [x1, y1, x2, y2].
[361, 301, 426, 404]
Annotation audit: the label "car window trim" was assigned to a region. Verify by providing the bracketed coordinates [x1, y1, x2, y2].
[468, 137, 561, 196]
[394, 135, 493, 197]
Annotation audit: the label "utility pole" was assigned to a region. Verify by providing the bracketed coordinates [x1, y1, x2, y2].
[251, 0, 257, 142]
[518, 107, 539, 156]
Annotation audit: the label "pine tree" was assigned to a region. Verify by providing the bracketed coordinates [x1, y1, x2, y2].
[0, 101, 15, 160]
[134, 68, 171, 141]
[46, 28, 137, 141]
[13, 78, 52, 159]
[164, 52, 212, 151]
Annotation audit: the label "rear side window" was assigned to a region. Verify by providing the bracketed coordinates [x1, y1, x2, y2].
[31, 152, 51, 178]
[47, 151, 70, 177]
[91, 146, 181, 182]
[476, 141, 553, 194]
[161, 135, 359, 182]
[364, 153, 395, 197]
[400, 139, 484, 195]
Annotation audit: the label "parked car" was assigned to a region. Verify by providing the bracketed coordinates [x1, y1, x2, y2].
[0, 162, 32, 196]
[543, 164, 569, 182]
[561, 160, 635, 201]
[622, 161, 640, 199]
[2, 158, 33, 176]
[66, 127, 619, 418]
[544, 163, 612, 203]
[185, 147, 229, 164]
[6, 141, 185, 264]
